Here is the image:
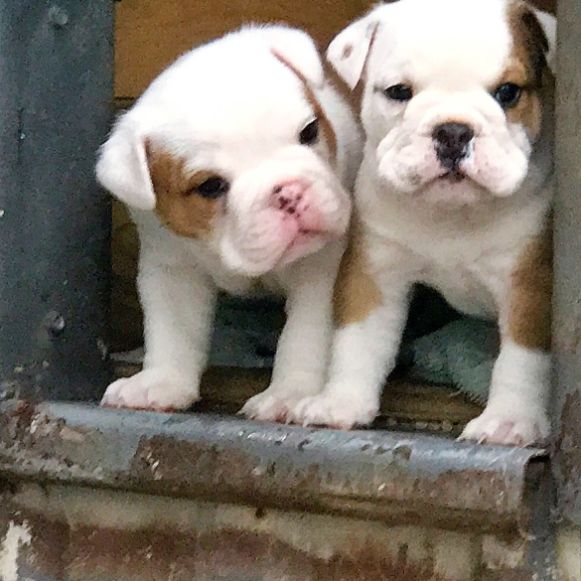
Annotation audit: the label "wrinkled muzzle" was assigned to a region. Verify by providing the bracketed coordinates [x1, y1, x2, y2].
[376, 93, 532, 202]
[219, 147, 351, 276]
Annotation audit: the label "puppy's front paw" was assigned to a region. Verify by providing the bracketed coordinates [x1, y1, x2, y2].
[240, 391, 292, 423]
[459, 408, 550, 447]
[240, 382, 322, 423]
[289, 393, 378, 429]
[101, 368, 198, 412]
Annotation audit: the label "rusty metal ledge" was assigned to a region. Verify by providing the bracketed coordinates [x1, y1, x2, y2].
[0, 401, 547, 534]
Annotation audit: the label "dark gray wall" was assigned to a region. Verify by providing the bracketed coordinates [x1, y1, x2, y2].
[0, 2, 113, 401]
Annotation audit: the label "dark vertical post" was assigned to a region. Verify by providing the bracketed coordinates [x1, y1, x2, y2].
[0, 2, 113, 401]
[553, 0, 581, 525]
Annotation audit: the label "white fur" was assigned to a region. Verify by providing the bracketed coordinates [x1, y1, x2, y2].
[460, 340, 551, 445]
[98, 26, 362, 417]
[290, 0, 556, 446]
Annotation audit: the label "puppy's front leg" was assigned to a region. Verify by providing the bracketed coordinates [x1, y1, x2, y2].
[241, 246, 342, 422]
[461, 227, 552, 446]
[290, 236, 413, 429]
[102, 255, 216, 411]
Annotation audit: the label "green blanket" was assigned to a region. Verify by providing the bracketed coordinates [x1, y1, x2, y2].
[401, 317, 498, 404]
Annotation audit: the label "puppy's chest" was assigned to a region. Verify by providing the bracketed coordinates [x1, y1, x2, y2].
[189, 257, 281, 297]
[183, 247, 286, 297]
[372, 226, 517, 319]
[420, 253, 506, 319]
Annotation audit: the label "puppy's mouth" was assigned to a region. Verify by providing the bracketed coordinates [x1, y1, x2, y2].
[438, 168, 467, 183]
[278, 228, 334, 264]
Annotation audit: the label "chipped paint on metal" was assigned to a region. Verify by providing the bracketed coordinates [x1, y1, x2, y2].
[0, 482, 543, 580]
[433, 531, 480, 581]
[555, 392, 581, 516]
[481, 535, 527, 571]
[556, 527, 581, 581]
[0, 521, 32, 581]
[0, 401, 547, 535]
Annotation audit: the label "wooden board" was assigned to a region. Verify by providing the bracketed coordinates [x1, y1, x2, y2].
[115, 0, 370, 98]
[115, 0, 557, 98]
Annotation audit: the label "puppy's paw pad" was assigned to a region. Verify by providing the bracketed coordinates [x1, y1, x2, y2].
[290, 395, 377, 429]
[459, 410, 550, 447]
[101, 369, 197, 412]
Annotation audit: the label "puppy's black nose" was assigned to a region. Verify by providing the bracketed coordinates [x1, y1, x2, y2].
[433, 122, 474, 168]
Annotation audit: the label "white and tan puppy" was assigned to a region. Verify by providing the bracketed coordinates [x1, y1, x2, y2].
[96, 26, 362, 419]
[290, 0, 556, 446]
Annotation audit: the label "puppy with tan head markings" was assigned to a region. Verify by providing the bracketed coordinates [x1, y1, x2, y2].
[289, 0, 556, 446]
[96, 26, 362, 419]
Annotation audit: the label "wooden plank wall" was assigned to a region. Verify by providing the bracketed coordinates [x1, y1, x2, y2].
[115, 0, 371, 98]
[115, 0, 557, 99]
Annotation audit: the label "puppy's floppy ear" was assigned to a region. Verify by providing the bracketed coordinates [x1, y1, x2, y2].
[259, 26, 325, 88]
[96, 116, 156, 211]
[326, 15, 380, 91]
[530, 7, 556, 74]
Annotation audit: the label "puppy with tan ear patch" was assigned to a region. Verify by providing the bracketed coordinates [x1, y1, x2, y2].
[97, 26, 362, 419]
[289, 0, 555, 447]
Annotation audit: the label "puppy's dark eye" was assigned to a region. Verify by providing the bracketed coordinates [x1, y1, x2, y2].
[299, 118, 320, 145]
[384, 84, 413, 102]
[493, 83, 522, 108]
[194, 176, 230, 199]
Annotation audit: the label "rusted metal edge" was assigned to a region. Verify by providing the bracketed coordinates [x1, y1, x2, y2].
[0, 401, 547, 533]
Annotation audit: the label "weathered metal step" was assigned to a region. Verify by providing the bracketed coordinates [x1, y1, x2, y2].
[0, 400, 546, 536]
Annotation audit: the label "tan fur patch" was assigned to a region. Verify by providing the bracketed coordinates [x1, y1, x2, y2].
[508, 218, 552, 351]
[303, 83, 338, 162]
[146, 143, 223, 239]
[507, 1, 549, 86]
[333, 219, 383, 327]
[322, 58, 359, 118]
[502, 1, 550, 140]
[271, 49, 337, 163]
[506, 85, 543, 140]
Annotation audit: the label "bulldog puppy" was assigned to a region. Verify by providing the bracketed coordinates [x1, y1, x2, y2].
[96, 26, 361, 419]
[290, 0, 556, 446]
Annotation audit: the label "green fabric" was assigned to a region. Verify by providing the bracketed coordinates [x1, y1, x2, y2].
[401, 317, 499, 404]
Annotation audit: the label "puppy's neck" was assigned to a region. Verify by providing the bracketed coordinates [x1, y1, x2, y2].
[364, 166, 550, 238]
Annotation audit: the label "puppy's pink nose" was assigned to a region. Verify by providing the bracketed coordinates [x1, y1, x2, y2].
[271, 181, 323, 232]
[272, 181, 305, 215]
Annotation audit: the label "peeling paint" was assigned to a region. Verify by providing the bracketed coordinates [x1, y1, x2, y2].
[0, 401, 553, 578]
[481, 535, 527, 571]
[0, 401, 547, 534]
[0, 521, 32, 581]
[556, 527, 581, 581]
[0, 483, 539, 580]
[555, 392, 581, 518]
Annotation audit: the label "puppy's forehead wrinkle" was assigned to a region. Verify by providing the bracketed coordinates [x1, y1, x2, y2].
[142, 53, 313, 147]
[371, 0, 512, 90]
